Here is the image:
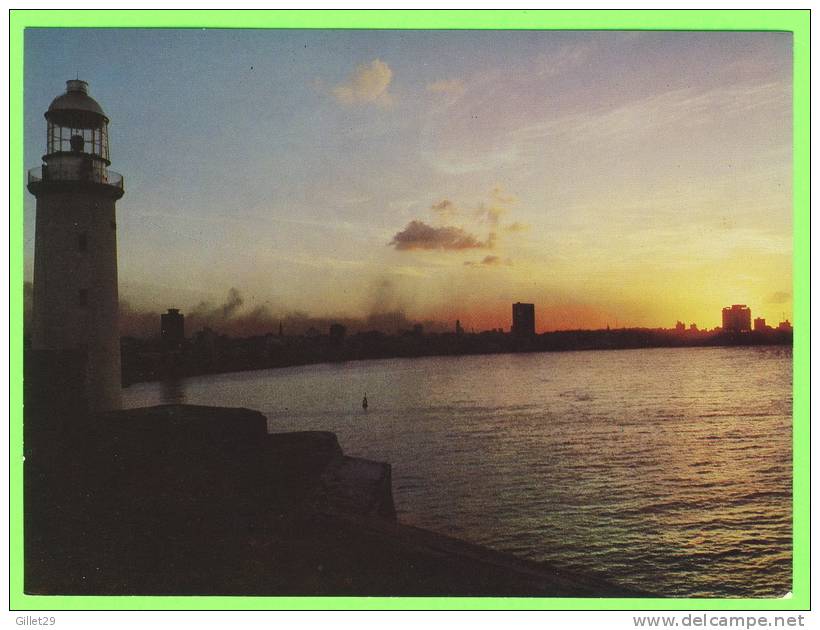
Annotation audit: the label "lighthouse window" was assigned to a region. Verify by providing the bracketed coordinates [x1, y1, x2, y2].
[78, 232, 87, 252]
[78, 289, 88, 307]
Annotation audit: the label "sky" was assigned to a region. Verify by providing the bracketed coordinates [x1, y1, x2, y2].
[23, 29, 793, 334]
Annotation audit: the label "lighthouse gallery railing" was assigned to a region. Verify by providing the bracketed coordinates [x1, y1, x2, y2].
[27, 166, 124, 190]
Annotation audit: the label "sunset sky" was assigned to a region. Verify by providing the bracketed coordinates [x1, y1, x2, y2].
[24, 29, 793, 333]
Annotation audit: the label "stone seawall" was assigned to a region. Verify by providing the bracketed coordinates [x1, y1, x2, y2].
[24, 404, 648, 597]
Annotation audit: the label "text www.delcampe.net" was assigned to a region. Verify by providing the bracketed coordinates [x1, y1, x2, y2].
[633, 615, 806, 628]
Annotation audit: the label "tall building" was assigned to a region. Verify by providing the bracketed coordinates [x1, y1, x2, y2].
[512, 302, 536, 337]
[722, 304, 752, 333]
[161, 309, 185, 349]
[28, 80, 125, 412]
[754, 317, 767, 331]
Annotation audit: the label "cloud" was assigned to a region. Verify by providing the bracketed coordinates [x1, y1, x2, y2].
[475, 203, 506, 226]
[430, 199, 459, 220]
[504, 222, 530, 232]
[490, 186, 517, 205]
[464, 255, 511, 267]
[431, 199, 454, 212]
[422, 145, 519, 175]
[534, 42, 596, 78]
[766, 291, 791, 304]
[475, 187, 517, 226]
[333, 59, 394, 107]
[389, 220, 494, 251]
[512, 82, 790, 148]
[390, 188, 523, 261]
[431, 189, 517, 226]
[427, 78, 465, 97]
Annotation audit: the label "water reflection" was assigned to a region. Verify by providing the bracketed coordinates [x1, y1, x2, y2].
[123, 347, 792, 597]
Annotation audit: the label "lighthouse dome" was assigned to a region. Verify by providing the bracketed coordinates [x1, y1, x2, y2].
[46, 80, 108, 127]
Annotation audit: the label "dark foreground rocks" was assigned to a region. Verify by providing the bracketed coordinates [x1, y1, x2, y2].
[24, 404, 647, 597]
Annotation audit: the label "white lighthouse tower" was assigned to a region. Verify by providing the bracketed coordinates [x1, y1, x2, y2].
[27, 80, 124, 413]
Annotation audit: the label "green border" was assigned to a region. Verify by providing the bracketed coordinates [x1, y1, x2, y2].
[9, 9, 810, 612]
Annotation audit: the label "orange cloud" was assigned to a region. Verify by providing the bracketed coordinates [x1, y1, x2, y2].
[390, 220, 494, 251]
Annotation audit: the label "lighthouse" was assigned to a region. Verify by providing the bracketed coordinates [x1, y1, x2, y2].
[27, 80, 124, 413]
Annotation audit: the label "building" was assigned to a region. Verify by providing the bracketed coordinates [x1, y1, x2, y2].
[161, 309, 185, 349]
[28, 80, 125, 412]
[754, 317, 768, 331]
[512, 302, 536, 337]
[675, 321, 686, 332]
[722, 304, 752, 333]
[777, 320, 793, 332]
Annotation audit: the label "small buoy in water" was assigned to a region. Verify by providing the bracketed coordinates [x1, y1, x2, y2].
[362, 394, 368, 410]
